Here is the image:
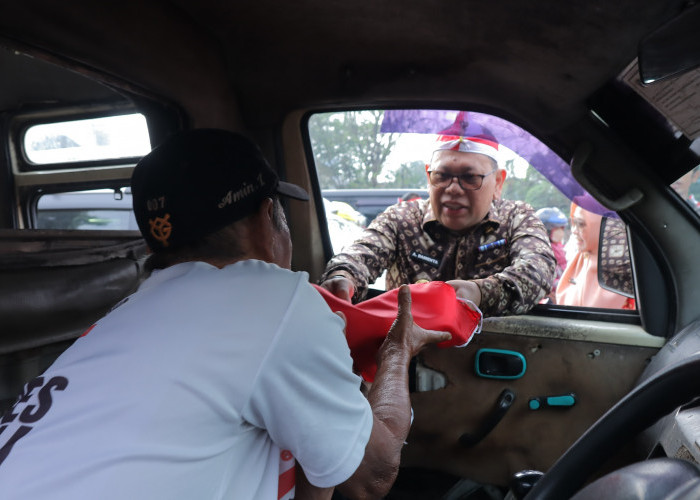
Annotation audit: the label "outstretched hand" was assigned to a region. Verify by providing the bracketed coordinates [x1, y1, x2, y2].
[344, 285, 453, 499]
[320, 276, 355, 303]
[446, 279, 482, 307]
[383, 284, 452, 358]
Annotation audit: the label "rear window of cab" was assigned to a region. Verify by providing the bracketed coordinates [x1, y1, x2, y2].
[22, 114, 150, 166]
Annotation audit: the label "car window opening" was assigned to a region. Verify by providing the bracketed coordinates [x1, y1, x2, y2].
[308, 109, 637, 312]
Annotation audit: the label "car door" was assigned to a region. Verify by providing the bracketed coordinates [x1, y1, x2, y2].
[404, 314, 661, 487]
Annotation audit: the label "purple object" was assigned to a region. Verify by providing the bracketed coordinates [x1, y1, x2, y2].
[381, 109, 614, 216]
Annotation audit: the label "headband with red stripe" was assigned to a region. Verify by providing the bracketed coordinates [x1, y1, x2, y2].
[433, 135, 501, 165]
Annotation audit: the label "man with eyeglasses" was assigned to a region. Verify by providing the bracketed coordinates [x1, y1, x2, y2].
[319, 135, 556, 317]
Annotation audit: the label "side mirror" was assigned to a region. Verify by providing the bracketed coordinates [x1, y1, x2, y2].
[598, 217, 634, 297]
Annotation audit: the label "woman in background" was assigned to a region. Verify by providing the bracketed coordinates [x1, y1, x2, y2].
[556, 203, 634, 309]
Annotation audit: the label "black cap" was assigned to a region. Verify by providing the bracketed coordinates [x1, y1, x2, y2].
[131, 129, 309, 251]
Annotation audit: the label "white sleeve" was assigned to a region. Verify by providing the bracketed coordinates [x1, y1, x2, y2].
[242, 277, 373, 488]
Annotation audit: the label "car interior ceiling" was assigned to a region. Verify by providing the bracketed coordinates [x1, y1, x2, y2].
[0, 2, 688, 128]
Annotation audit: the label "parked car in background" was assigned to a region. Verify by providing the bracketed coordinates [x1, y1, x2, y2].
[36, 188, 138, 231]
[2, 1, 700, 498]
[323, 188, 428, 224]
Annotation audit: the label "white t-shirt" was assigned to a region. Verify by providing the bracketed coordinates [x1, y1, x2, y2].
[0, 260, 372, 499]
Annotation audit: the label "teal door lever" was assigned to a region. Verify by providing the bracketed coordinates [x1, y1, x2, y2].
[529, 393, 576, 410]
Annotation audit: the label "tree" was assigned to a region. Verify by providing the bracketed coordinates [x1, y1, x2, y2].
[308, 111, 398, 188]
[501, 163, 570, 214]
[382, 160, 428, 189]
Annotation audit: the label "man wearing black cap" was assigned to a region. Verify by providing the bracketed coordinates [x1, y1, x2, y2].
[0, 129, 450, 500]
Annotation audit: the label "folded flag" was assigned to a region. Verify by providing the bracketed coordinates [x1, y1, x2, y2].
[313, 281, 482, 381]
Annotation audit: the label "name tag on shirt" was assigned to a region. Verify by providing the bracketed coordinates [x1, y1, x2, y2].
[410, 251, 440, 267]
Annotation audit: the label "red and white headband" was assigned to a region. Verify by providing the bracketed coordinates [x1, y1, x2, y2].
[433, 135, 501, 165]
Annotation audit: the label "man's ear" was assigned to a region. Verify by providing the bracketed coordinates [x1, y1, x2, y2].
[493, 169, 507, 200]
[425, 164, 432, 185]
[245, 198, 276, 259]
[249, 197, 274, 227]
[262, 197, 274, 222]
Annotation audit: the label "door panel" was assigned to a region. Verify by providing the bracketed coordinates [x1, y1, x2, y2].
[403, 318, 663, 486]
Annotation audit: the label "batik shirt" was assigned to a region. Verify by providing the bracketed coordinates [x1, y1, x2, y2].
[321, 198, 556, 317]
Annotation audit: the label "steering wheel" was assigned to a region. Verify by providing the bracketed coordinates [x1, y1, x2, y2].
[524, 352, 700, 499]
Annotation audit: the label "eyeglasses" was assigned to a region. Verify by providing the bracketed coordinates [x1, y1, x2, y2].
[427, 169, 496, 191]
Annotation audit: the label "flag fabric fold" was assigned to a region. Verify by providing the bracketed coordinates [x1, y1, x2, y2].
[313, 281, 482, 381]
